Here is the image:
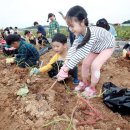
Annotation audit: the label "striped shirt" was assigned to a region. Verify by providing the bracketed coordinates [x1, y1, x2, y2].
[66, 26, 115, 69]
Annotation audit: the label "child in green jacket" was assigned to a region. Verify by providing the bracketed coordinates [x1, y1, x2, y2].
[47, 13, 60, 38]
[5, 34, 40, 68]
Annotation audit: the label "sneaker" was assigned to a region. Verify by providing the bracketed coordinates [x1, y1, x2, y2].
[82, 87, 96, 98]
[73, 78, 80, 85]
[74, 81, 86, 91]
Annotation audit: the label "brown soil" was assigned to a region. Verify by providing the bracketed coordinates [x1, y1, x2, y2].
[0, 51, 130, 130]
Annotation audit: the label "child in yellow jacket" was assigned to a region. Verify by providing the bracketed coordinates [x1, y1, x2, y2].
[30, 33, 79, 84]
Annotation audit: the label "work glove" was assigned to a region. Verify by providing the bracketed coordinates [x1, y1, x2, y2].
[6, 57, 15, 64]
[57, 64, 68, 81]
[30, 67, 40, 76]
[122, 49, 127, 57]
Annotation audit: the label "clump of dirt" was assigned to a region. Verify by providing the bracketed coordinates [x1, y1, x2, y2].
[0, 51, 130, 130]
[116, 57, 130, 71]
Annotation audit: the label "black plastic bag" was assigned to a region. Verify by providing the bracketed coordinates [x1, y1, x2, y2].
[103, 82, 130, 115]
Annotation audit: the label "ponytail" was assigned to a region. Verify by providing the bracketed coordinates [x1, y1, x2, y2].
[77, 19, 91, 49]
[84, 18, 88, 26]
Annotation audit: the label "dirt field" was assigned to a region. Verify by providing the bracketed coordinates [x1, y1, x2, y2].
[0, 50, 130, 130]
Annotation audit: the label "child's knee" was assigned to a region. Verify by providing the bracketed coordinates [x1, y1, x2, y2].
[91, 62, 98, 70]
[94, 70, 100, 79]
[91, 62, 100, 79]
[90, 69, 100, 84]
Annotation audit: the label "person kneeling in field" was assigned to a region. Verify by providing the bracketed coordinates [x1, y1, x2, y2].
[30, 33, 79, 84]
[24, 30, 36, 45]
[37, 31, 52, 56]
[5, 34, 40, 68]
[122, 42, 130, 59]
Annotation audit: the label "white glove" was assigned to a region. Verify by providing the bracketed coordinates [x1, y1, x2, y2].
[54, 29, 57, 33]
[6, 57, 15, 64]
[122, 49, 127, 58]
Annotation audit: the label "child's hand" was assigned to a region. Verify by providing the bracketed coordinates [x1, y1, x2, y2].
[57, 65, 69, 81]
[127, 51, 130, 55]
[30, 67, 40, 76]
[54, 29, 57, 33]
[122, 49, 127, 57]
[6, 57, 15, 64]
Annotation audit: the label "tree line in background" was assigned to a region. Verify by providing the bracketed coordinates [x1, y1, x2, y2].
[122, 20, 130, 24]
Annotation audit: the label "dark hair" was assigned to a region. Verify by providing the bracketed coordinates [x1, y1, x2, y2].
[66, 5, 90, 49]
[9, 27, 13, 29]
[34, 21, 38, 26]
[5, 34, 21, 45]
[47, 13, 55, 22]
[77, 27, 91, 49]
[24, 30, 30, 35]
[48, 13, 55, 19]
[15, 27, 18, 29]
[4, 27, 10, 35]
[96, 18, 110, 31]
[52, 33, 67, 45]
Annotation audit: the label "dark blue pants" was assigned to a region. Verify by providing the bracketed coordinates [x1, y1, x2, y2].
[69, 66, 78, 80]
[39, 44, 52, 56]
